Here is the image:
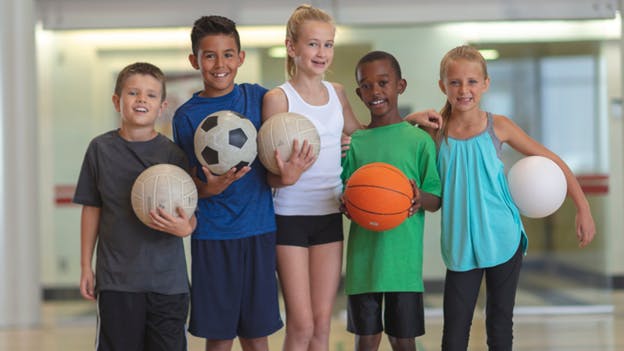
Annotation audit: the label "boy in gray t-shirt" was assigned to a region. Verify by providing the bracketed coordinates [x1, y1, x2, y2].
[73, 62, 196, 351]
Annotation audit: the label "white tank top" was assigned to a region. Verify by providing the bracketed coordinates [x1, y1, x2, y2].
[273, 81, 344, 215]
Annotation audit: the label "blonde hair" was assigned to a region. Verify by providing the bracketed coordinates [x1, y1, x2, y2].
[438, 45, 489, 140]
[285, 4, 335, 79]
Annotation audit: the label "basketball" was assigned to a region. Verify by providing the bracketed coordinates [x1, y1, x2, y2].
[343, 162, 414, 232]
[507, 156, 567, 218]
[131, 164, 198, 226]
[194, 110, 257, 175]
[257, 112, 320, 175]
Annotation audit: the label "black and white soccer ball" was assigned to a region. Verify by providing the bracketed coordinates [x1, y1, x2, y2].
[193, 110, 257, 175]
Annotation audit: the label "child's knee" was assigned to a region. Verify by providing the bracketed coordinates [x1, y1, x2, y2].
[387, 336, 416, 351]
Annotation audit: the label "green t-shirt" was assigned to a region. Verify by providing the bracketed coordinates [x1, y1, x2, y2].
[341, 121, 441, 295]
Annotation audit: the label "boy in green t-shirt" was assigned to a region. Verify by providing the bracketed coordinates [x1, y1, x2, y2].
[341, 51, 442, 351]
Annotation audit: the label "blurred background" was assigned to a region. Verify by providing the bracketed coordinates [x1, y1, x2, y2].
[1, 0, 622, 336]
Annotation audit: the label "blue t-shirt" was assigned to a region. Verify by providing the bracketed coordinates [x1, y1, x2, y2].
[437, 113, 527, 272]
[172, 84, 276, 240]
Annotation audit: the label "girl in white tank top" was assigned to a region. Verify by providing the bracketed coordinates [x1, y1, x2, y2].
[260, 5, 363, 351]
[272, 80, 344, 215]
[260, 6, 445, 351]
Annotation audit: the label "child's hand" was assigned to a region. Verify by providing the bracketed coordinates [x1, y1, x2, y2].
[339, 194, 351, 219]
[576, 209, 596, 248]
[194, 165, 251, 196]
[148, 207, 196, 237]
[276, 139, 316, 185]
[341, 133, 351, 158]
[408, 180, 421, 217]
[80, 267, 96, 301]
[405, 109, 443, 130]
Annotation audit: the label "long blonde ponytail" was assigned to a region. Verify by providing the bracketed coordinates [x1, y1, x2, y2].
[285, 4, 334, 79]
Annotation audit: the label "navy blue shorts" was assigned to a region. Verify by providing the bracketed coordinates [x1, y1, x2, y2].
[275, 213, 344, 247]
[188, 233, 284, 339]
[347, 292, 425, 338]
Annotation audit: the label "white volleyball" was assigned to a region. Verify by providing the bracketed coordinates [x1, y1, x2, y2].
[131, 164, 197, 226]
[257, 112, 320, 175]
[507, 156, 567, 218]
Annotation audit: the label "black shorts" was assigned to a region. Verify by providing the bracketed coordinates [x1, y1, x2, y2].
[96, 290, 189, 351]
[347, 292, 425, 338]
[275, 213, 344, 247]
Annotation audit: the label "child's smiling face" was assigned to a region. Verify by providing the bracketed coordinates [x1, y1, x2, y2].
[114, 73, 166, 130]
[356, 58, 406, 120]
[190, 34, 245, 98]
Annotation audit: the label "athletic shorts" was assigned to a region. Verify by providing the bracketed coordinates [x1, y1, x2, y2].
[275, 213, 344, 247]
[347, 292, 425, 338]
[96, 290, 189, 351]
[188, 233, 284, 339]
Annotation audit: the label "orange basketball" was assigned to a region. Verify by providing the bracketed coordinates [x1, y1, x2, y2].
[343, 162, 414, 232]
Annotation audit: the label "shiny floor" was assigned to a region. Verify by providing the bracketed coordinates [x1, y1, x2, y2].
[1, 289, 622, 351]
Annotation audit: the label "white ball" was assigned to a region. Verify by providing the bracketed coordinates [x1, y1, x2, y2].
[131, 164, 198, 226]
[257, 112, 320, 175]
[507, 156, 567, 218]
[194, 110, 257, 175]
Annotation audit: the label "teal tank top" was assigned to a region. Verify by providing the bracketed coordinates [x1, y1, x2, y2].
[437, 113, 527, 272]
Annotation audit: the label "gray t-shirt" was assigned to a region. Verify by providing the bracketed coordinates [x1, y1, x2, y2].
[73, 130, 190, 295]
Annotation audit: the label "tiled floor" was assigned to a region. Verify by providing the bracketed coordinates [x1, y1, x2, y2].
[1, 289, 622, 351]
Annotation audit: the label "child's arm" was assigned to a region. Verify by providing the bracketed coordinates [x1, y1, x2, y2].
[262, 89, 316, 188]
[494, 114, 596, 247]
[80, 205, 100, 301]
[404, 109, 443, 134]
[331, 82, 364, 135]
[419, 192, 441, 212]
[149, 208, 197, 237]
[408, 181, 441, 215]
[193, 165, 251, 197]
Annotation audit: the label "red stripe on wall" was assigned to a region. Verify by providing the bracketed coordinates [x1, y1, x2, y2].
[55, 185, 77, 206]
[577, 174, 609, 195]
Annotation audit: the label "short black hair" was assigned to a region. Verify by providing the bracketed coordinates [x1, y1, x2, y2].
[190, 16, 241, 56]
[355, 50, 402, 80]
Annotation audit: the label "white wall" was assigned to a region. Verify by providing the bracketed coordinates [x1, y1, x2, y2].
[38, 18, 622, 289]
[1, 0, 40, 327]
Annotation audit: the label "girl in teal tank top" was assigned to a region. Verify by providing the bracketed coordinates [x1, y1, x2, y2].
[433, 45, 596, 351]
[437, 113, 527, 272]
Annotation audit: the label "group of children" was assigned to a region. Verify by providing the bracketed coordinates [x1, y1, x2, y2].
[73, 4, 597, 351]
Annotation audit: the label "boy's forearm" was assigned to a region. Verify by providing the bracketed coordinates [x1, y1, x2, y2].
[419, 192, 441, 212]
[80, 206, 100, 270]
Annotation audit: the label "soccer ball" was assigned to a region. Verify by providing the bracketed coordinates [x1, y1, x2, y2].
[194, 110, 258, 175]
[131, 164, 198, 227]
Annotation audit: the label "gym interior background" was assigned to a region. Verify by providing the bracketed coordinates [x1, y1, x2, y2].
[1, 0, 623, 328]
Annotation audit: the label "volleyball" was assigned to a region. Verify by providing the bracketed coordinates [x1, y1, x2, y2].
[507, 156, 567, 218]
[194, 110, 257, 175]
[257, 112, 320, 175]
[343, 162, 414, 232]
[131, 164, 198, 226]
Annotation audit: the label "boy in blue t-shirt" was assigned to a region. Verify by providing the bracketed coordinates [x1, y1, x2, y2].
[171, 16, 282, 351]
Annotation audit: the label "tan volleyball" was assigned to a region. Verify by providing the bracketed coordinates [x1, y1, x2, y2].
[131, 164, 197, 226]
[257, 112, 320, 175]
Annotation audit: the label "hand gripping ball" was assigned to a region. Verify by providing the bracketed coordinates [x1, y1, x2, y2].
[343, 162, 414, 232]
[194, 110, 258, 175]
[257, 112, 320, 175]
[507, 156, 567, 218]
[131, 164, 198, 226]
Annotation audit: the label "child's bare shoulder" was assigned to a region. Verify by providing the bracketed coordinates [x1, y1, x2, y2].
[492, 113, 522, 142]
